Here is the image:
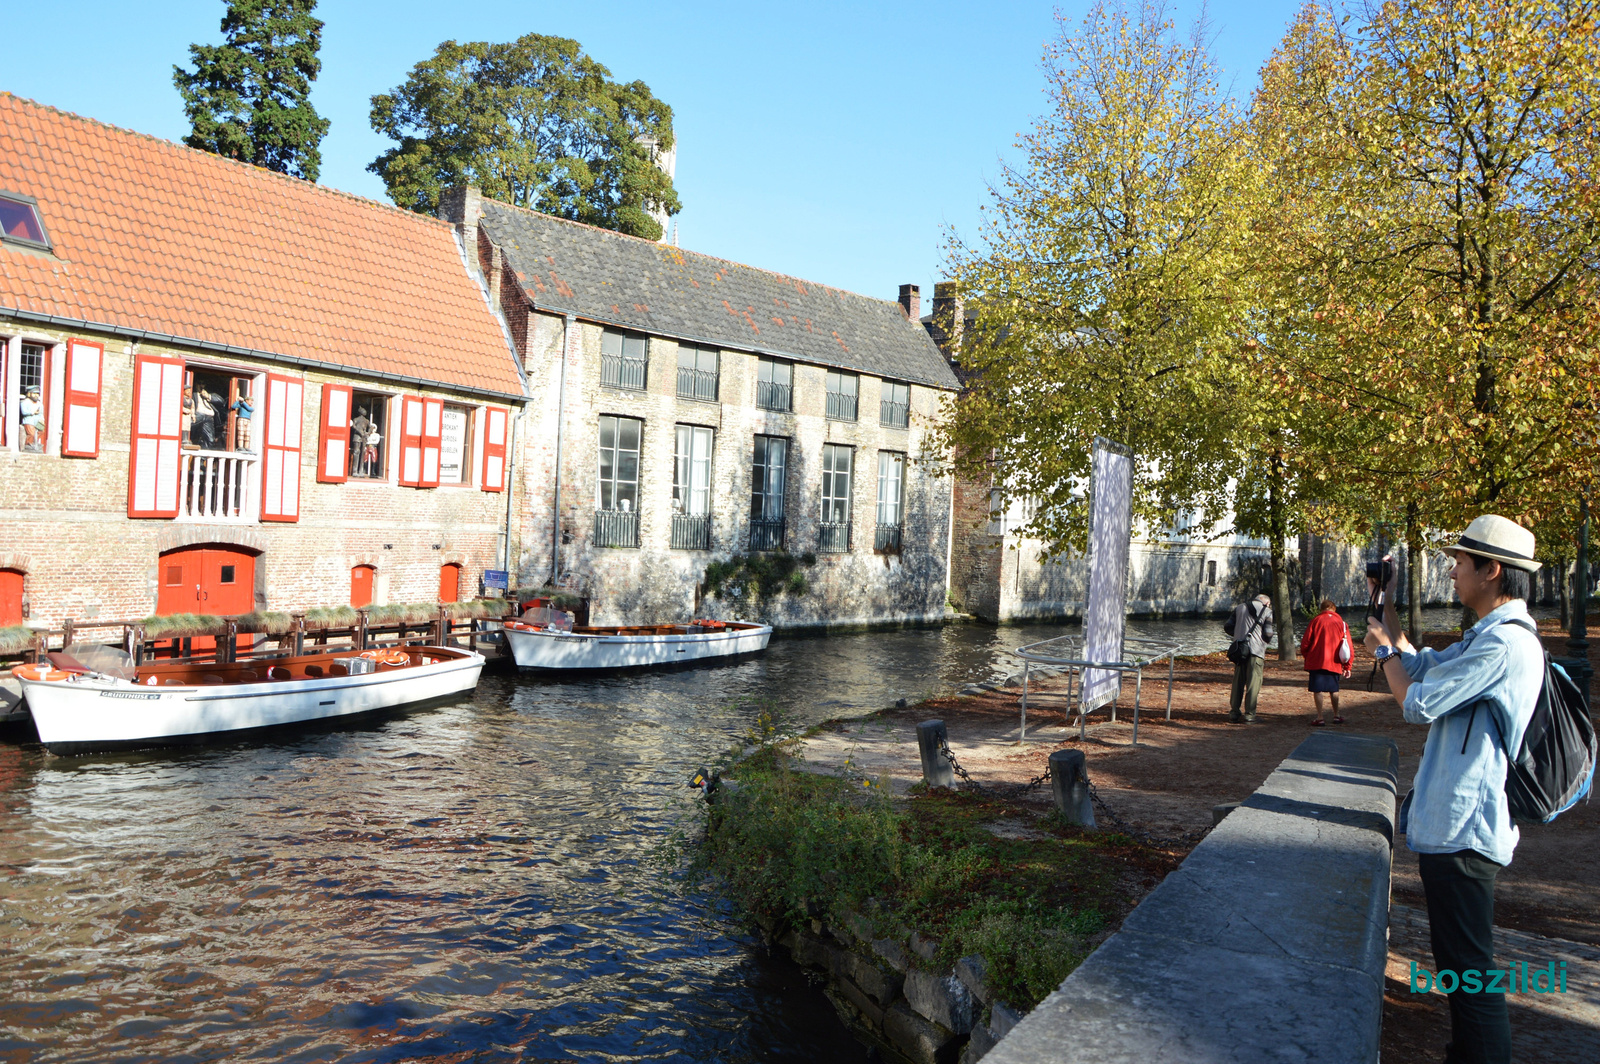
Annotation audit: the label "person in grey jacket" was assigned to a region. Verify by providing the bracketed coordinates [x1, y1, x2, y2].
[1223, 593, 1275, 723]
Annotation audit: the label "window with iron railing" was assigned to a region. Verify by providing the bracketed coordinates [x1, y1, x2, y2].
[819, 442, 852, 551]
[596, 415, 642, 547]
[756, 358, 792, 412]
[876, 451, 904, 540]
[601, 329, 648, 391]
[825, 370, 858, 421]
[880, 381, 910, 428]
[750, 435, 787, 550]
[672, 425, 714, 549]
[676, 345, 719, 401]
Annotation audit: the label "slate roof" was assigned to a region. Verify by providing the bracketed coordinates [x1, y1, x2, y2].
[0, 94, 523, 398]
[480, 201, 961, 392]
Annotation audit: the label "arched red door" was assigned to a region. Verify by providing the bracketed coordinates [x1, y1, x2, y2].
[157, 546, 256, 616]
[351, 565, 375, 608]
[438, 563, 461, 604]
[0, 569, 23, 627]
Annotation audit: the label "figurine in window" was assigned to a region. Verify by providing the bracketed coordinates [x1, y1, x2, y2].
[19, 387, 44, 452]
[193, 388, 219, 449]
[351, 407, 372, 475]
[231, 392, 254, 451]
[181, 386, 195, 448]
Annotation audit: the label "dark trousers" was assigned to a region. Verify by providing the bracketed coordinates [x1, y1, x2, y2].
[1229, 655, 1263, 721]
[1419, 850, 1510, 1064]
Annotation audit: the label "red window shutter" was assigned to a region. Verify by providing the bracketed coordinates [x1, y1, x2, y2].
[399, 396, 425, 487]
[62, 338, 104, 458]
[421, 397, 443, 488]
[262, 373, 304, 522]
[317, 382, 352, 483]
[481, 406, 508, 492]
[127, 354, 185, 518]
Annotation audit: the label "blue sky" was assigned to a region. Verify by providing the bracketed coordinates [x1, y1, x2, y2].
[6, 0, 1306, 305]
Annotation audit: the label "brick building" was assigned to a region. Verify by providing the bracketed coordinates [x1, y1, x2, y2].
[0, 96, 525, 631]
[443, 189, 962, 627]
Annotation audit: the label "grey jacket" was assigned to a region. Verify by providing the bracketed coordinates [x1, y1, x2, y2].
[1224, 600, 1276, 658]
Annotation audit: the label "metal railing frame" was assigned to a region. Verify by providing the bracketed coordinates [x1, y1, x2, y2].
[1011, 634, 1181, 746]
[676, 366, 719, 401]
[670, 512, 711, 550]
[601, 353, 648, 391]
[594, 508, 640, 548]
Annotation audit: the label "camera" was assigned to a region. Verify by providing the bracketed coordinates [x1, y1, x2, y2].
[1366, 559, 1394, 586]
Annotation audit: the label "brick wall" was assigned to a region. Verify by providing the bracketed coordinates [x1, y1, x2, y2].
[0, 322, 523, 628]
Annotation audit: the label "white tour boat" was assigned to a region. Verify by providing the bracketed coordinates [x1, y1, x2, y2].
[501, 618, 772, 671]
[12, 645, 484, 755]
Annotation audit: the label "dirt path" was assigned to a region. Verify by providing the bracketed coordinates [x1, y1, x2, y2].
[795, 619, 1600, 1060]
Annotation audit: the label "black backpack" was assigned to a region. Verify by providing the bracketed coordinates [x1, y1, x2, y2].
[1225, 603, 1261, 665]
[1463, 618, 1597, 824]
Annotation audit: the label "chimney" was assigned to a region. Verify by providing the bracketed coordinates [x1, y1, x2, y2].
[931, 281, 964, 358]
[898, 283, 920, 321]
[438, 185, 484, 231]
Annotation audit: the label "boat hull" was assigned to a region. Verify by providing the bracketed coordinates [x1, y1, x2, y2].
[503, 623, 771, 671]
[19, 650, 484, 755]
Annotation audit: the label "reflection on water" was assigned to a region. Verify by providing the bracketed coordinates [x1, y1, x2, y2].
[0, 610, 1557, 1061]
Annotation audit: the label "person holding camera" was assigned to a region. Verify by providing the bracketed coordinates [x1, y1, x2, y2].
[1363, 515, 1544, 1064]
[1223, 592, 1275, 723]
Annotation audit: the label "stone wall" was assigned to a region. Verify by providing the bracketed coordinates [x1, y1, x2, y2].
[512, 312, 956, 628]
[0, 322, 521, 627]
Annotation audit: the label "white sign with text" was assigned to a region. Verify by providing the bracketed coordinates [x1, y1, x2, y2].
[1080, 439, 1132, 712]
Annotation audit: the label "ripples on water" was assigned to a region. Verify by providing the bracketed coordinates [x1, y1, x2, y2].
[0, 610, 1552, 1061]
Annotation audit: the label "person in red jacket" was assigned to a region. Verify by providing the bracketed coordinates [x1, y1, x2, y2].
[1299, 599, 1353, 725]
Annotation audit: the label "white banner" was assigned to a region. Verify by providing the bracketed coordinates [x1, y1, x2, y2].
[1081, 438, 1133, 711]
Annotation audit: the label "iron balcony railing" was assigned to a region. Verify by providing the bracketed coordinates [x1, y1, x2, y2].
[818, 521, 852, 553]
[671, 513, 711, 550]
[880, 399, 909, 428]
[594, 509, 640, 548]
[756, 380, 791, 411]
[874, 524, 903, 551]
[601, 354, 648, 391]
[748, 516, 785, 551]
[677, 367, 718, 401]
[825, 391, 858, 421]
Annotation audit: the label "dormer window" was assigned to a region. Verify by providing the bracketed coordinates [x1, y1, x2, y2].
[0, 192, 50, 251]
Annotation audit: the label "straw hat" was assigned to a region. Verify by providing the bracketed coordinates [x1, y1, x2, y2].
[1450, 515, 1540, 572]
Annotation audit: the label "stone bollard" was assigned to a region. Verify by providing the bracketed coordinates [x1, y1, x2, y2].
[1049, 749, 1096, 828]
[916, 720, 956, 790]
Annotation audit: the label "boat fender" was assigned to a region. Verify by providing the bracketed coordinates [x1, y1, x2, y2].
[377, 649, 409, 666]
[11, 663, 70, 682]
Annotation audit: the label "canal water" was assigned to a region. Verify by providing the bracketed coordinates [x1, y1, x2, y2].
[0, 608, 1552, 1062]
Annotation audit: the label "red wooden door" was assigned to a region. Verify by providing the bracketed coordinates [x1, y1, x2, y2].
[438, 564, 461, 604]
[351, 565, 374, 608]
[0, 570, 23, 627]
[158, 547, 255, 616]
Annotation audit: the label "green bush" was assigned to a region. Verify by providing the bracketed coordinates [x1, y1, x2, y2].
[703, 552, 816, 612]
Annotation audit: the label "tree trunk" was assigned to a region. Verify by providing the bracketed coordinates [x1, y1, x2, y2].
[1268, 451, 1296, 661]
[1558, 556, 1571, 630]
[1406, 503, 1424, 645]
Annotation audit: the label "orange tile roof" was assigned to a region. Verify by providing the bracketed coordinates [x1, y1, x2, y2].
[0, 94, 523, 398]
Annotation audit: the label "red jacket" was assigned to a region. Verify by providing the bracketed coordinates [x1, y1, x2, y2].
[1299, 609, 1351, 673]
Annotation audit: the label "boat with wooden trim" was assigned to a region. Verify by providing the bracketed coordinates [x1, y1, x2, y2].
[12, 645, 484, 755]
[501, 618, 772, 671]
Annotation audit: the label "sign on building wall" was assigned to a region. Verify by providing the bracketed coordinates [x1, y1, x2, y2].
[1080, 437, 1133, 711]
[439, 406, 468, 484]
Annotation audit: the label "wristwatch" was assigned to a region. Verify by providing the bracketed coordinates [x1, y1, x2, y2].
[1374, 645, 1400, 664]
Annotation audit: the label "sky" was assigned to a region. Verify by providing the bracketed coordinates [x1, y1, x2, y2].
[5, 0, 1308, 306]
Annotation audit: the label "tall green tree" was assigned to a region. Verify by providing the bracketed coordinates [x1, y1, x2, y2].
[173, 0, 330, 181]
[369, 33, 680, 240]
[937, 0, 1250, 556]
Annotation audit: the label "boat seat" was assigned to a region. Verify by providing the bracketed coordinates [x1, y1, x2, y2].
[304, 665, 324, 678]
[163, 678, 185, 685]
[329, 663, 348, 676]
[202, 674, 228, 685]
[267, 666, 292, 681]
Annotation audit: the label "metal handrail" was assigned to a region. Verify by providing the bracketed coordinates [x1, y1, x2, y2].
[879, 399, 909, 428]
[825, 391, 857, 421]
[818, 520, 851, 552]
[1010, 634, 1182, 745]
[676, 366, 718, 401]
[601, 354, 648, 391]
[594, 508, 640, 547]
[670, 512, 711, 550]
[749, 516, 785, 551]
[756, 380, 791, 411]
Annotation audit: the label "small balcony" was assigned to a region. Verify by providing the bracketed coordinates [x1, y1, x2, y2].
[594, 509, 640, 548]
[756, 380, 792, 412]
[818, 521, 851, 553]
[601, 354, 648, 391]
[748, 517, 785, 551]
[179, 449, 258, 522]
[825, 391, 858, 422]
[874, 524, 903, 552]
[880, 399, 909, 429]
[671, 513, 711, 550]
[677, 367, 718, 402]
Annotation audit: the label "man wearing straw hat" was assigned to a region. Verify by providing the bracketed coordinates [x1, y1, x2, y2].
[1364, 515, 1544, 1064]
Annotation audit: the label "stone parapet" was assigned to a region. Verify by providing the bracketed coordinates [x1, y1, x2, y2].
[982, 731, 1399, 1064]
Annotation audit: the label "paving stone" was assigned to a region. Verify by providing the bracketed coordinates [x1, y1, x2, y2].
[906, 968, 975, 1034]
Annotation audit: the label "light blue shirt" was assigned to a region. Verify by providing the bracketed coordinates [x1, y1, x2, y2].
[1398, 600, 1544, 866]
